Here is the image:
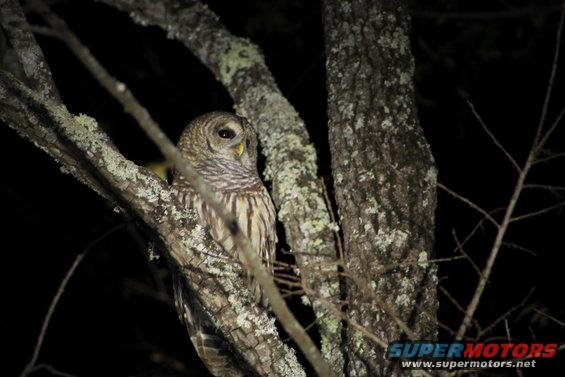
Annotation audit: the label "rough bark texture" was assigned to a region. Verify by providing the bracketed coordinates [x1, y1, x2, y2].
[97, 0, 344, 371]
[0, 0, 60, 101]
[0, 71, 305, 377]
[324, 1, 438, 376]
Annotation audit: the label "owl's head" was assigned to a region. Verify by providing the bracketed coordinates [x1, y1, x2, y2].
[177, 112, 260, 190]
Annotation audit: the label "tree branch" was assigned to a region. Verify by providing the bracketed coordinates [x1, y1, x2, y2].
[0, 71, 306, 376]
[455, 7, 565, 340]
[20, 225, 125, 377]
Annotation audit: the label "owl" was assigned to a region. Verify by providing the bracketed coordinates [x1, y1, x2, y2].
[171, 112, 277, 375]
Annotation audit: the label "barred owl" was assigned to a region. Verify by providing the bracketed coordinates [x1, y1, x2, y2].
[171, 112, 277, 375]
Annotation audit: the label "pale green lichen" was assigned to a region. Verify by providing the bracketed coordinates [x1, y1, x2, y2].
[276, 345, 306, 377]
[417, 251, 429, 268]
[375, 228, 409, 250]
[218, 38, 262, 85]
[376, 22, 410, 56]
[395, 293, 412, 307]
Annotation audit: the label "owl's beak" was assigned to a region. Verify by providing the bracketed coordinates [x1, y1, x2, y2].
[235, 142, 245, 157]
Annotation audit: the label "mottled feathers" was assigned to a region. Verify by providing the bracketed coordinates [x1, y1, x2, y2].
[171, 112, 277, 376]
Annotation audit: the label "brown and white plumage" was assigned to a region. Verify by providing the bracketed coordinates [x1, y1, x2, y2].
[171, 112, 277, 375]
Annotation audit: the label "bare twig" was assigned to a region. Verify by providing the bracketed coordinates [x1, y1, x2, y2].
[455, 7, 565, 340]
[437, 182, 499, 227]
[476, 287, 535, 339]
[439, 286, 482, 333]
[32, 8, 330, 375]
[375, 255, 465, 275]
[510, 200, 565, 222]
[501, 242, 537, 256]
[30, 364, 78, 377]
[534, 150, 565, 165]
[452, 229, 484, 279]
[536, 104, 565, 152]
[535, 8, 565, 144]
[456, 155, 532, 340]
[19, 224, 125, 377]
[467, 100, 520, 172]
[534, 308, 565, 327]
[524, 183, 565, 192]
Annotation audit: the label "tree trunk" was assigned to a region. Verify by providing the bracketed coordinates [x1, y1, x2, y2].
[324, 0, 438, 375]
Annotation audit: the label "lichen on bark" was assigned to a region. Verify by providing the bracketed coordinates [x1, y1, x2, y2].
[324, 0, 438, 375]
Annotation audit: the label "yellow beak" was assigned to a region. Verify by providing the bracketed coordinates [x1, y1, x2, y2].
[235, 143, 245, 157]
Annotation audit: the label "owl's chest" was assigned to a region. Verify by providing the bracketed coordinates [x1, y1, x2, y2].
[179, 186, 277, 259]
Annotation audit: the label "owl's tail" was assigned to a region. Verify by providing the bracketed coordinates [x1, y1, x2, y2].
[172, 271, 244, 377]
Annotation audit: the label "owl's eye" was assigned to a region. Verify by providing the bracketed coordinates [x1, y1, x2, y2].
[218, 128, 236, 139]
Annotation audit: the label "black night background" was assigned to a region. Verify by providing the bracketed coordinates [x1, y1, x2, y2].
[1, 0, 564, 376]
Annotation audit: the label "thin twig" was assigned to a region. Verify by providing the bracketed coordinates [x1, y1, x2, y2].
[501, 242, 537, 256]
[455, 7, 565, 340]
[534, 6, 565, 144]
[452, 229, 484, 279]
[32, 7, 330, 375]
[19, 224, 125, 377]
[534, 308, 565, 326]
[536, 104, 565, 153]
[534, 150, 565, 165]
[437, 182, 499, 227]
[30, 364, 78, 377]
[524, 183, 565, 192]
[439, 286, 482, 333]
[456, 161, 531, 340]
[510, 200, 565, 222]
[467, 100, 520, 172]
[375, 255, 465, 275]
[476, 288, 535, 339]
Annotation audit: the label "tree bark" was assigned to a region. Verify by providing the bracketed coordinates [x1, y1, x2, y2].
[323, 0, 438, 375]
[98, 0, 345, 371]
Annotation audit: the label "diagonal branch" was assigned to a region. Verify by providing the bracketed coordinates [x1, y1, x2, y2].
[510, 200, 565, 222]
[19, 224, 125, 377]
[467, 100, 521, 172]
[437, 182, 499, 227]
[534, 5, 565, 144]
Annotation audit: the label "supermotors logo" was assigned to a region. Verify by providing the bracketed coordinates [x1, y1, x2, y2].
[388, 342, 558, 359]
[387, 342, 558, 370]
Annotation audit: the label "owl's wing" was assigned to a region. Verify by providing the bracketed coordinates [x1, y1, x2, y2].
[251, 187, 278, 308]
[172, 270, 243, 377]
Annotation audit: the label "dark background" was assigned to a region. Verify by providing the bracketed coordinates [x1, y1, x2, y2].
[1, 0, 564, 376]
